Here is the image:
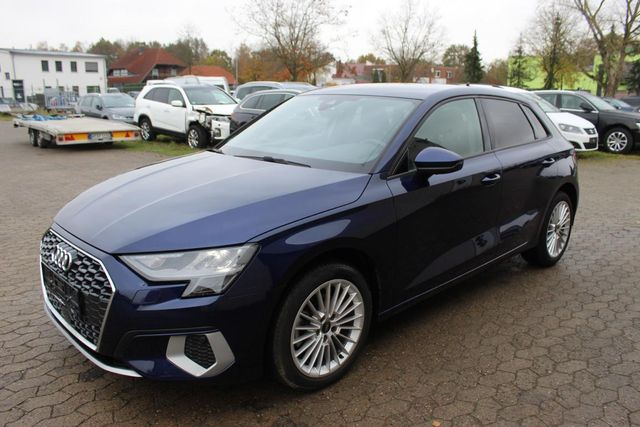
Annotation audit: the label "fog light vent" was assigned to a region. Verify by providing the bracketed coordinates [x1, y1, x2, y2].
[184, 334, 216, 368]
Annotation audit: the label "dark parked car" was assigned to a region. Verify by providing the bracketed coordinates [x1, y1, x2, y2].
[536, 90, 640, 154]
[621, 95, 640, 109]
[41, 84, 578, 390]
[75, 93, 135, 124]
[234, 81, 315, 100]
[230, 89, 301, 132]
[602, 96, 638, 112]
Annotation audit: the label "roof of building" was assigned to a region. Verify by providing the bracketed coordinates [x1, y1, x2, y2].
[108, 48, 186, 84]
[180, 65, 236, 85]
[0, 48, 105, 59]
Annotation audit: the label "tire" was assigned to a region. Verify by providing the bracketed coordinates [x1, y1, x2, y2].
[29, 129, 38, 147]
[522, 192, 573, 267]
[271, 263, 372, 390]
[603, 127, 634, 154]
[37, 132, 52, 149]
[187, 125, 209, 149]
[139, 118, 155, 141]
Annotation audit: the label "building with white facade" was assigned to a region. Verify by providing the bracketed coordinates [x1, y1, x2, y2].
[0, 49, 107, 102]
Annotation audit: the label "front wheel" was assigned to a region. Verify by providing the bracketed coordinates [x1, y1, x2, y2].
[139, 118, 155, 141]
[271, 263, 372, 390]
[522, 192, 573, 267]
[603, 127, 634, 154]
[187, 125, 209, 149]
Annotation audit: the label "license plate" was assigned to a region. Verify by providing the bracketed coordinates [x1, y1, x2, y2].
[89, 132, 111, 141]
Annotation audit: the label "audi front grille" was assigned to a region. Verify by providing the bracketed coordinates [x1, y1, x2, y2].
[40, 229, 114, 350]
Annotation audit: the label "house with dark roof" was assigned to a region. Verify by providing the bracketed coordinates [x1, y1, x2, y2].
[107, 48, 185, 88]
[181, 65, 236, 86]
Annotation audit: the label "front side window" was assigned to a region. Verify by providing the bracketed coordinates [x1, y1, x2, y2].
[102, 94, 134, 108]
[560, 94, 588, 110]
[41, 60, 49, 72]
[167, 88, 185, 105]
[222, 94, 419, 173]
[537, 93, 557, 106]
[580, 92, 615, 111]
[483, 99, 535, 149]
[85, 62, 99, 73]
[411, 98, 484, 159]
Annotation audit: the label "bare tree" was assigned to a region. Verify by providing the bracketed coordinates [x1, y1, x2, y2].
[239, 0, 346, 81]
[571, 0, 640, 95]
[377, 0, 443, 82]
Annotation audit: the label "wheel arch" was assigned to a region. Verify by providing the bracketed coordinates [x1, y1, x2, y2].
[558, 182, 578, 213]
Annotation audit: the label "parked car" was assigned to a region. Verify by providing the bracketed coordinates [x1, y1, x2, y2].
[602, 96, 638, 112]
[234, 81, 316, 100]
[134, 82, 237, 148]
[621, 95, 640, 108]
[500, 87, 598, 151]
[166, 75, 231, 94]
[536, 89, 640, 154]
[230, 89, 301, 132]
[107, 88, 121, 94]
[127, 91, 141, 99]
[41, 84, 578, 389]
[75, 93, 135, 124]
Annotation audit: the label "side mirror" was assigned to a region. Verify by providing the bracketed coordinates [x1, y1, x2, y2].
[96, 104, 103, 110]
[414, 147, 464, 177]
[580, 102, 594, 112]
[170, 100, 184, 108]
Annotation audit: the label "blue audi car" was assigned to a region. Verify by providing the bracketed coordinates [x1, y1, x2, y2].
[41, 84, 578, 390]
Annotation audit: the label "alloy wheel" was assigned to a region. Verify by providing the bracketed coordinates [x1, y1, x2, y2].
[546, 200, 571, 258]
[140, 122, 150, 140]
[606, 131, 628, 152]
[187, 129, 199, 148]
[290, 279, 365, 378]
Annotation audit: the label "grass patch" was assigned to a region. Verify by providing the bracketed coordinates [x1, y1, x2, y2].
[0, 113, 13, 121]
[577, 150, 640, 161]
[114, 139, 200, 157]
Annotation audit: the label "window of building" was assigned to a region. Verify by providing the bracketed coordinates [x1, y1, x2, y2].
[41, 60, 49, 72]
[85, 62, 99, 73]
[435, 70, 441, 78]
[151, 68, 159, 77]
[70, 61, 77, 72]
[87, 85, 101, 93]
[447, 71, 453, 79]
[4, 72, 9, 80]
[482, 99, 535, 149]
[72, 86, 79, 95]
[55, 61, 62, 72]
[170, 68, 177, 76]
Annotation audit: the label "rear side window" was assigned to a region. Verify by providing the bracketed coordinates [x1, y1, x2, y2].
[411, 98, 484, 159]
[258, 94, 285, 110]
[521, 105, 548, 140]
[145, 88, 169, 104]
[483, 99, 535, 149]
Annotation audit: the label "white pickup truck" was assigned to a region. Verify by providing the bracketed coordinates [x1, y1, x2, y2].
[134, 82, 236, 149]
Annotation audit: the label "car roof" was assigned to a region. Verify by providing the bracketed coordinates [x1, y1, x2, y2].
[244, 89, 303, 97]
[304, 83, 531, 101]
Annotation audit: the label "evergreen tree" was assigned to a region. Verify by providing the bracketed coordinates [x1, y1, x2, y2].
[464, 32, 484, 83]
[509, 35, 531, 88]
[381, 69, 387, 82]
[372, 69, 380, 83]
[625, 60, 640, 95]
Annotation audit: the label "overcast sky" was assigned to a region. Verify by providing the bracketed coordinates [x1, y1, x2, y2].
[2, 0, 539, 63]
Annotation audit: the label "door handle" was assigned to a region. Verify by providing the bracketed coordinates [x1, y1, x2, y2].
[481, 173, 502, 185]
[542, 158, 556, 166]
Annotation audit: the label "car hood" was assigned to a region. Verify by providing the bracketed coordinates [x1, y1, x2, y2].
[54, 152, 370, 254]
[194, 104, 237, 116]
[599, 109, 640, 121]
[546, 112, 594, 128]
[105, 106, 134, 117]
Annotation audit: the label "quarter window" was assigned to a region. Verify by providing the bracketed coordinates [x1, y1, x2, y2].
[411, 98, 484, 159]
[482, 99, 535, 149]
[521, 105, 548, 140]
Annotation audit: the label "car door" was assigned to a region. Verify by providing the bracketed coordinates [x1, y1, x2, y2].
[559, 93, 599, 126]
[481, 97, 561, 252]
[92, 96, 104, 118]
[163, 88, 188, 134]
[148, 88, 170, 130]
[387, 97, 503, 304]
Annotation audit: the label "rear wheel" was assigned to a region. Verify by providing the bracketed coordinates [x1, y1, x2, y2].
[29, 129, 38, 146]
[139, 118, 155, 141]
[187, 125, 209, 149]
[37, 132, 52, 148]
[603, 127, 633, 154]
[522, 192, 573, 267]
[271, 263, 372, 390]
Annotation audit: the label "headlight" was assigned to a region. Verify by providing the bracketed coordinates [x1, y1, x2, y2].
[210, 115, 230, 123]
[121, 245, 258, 297]
[635, 122, 640, 129]
[558, 124, 583, 134]
[111, 114, 127, 120]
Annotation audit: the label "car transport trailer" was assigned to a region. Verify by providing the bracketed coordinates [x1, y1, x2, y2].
[13, 114, 140, 148]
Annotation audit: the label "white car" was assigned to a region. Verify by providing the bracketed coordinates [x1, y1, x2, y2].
[134, 82, 237, 148]
[500, 87, 598, 151]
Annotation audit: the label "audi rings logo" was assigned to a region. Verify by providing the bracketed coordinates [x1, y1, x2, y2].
[51, 243, 77, 272]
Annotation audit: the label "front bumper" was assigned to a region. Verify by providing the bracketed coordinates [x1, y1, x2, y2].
[208, 120, 231, 141]
[40, 226, 268, 381]
[563, 131, 598, 151]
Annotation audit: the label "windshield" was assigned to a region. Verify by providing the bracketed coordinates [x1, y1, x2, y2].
[581, 92, 615, 111]
[102, 95, 134, 108]
[221, 94, 420, 173]
[183, 86, 236, 105]
[610, 98, 632, 108]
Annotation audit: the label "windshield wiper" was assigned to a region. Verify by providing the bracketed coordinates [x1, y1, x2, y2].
[234, 155, 310, 167]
